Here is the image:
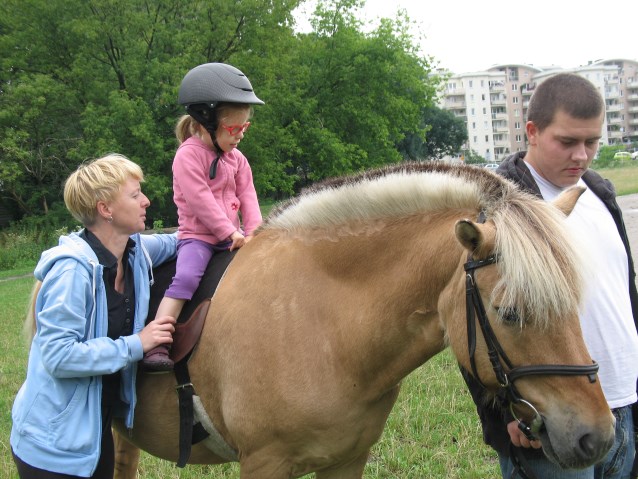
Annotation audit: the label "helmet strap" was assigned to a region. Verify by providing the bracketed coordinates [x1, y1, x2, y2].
[209, 139, 222, 179]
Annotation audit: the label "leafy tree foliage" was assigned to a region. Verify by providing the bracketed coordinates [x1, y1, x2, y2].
[0, 0, 444, 226]
[399, 106, 467, 161]
[460, 149, 486, 165]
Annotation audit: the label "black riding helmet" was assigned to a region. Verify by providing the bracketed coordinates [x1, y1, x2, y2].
[178, 63, 264, 178]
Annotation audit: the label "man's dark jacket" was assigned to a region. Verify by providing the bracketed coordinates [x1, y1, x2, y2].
[462, 151, 638, 459]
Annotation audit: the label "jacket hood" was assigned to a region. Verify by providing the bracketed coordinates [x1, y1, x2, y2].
[34, 232, 98, 282]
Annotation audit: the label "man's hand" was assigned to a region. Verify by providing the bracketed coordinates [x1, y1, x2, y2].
[507, 420, 542, 449]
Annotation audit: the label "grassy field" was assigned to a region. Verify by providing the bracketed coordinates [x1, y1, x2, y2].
[0, 275, 500, 478]
[592, 162, 638, 196]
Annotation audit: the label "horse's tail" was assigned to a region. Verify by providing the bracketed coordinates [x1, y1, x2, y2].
[23, 280, 41, 347]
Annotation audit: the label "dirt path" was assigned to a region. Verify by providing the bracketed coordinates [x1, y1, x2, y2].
[617, 194, 638, 270]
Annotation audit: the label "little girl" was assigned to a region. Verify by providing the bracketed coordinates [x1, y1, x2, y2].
[142, 63, 264, 371]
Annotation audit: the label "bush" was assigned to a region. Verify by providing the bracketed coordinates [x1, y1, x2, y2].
[0, 208, 78, 271]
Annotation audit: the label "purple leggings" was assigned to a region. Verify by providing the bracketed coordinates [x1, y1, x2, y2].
[165, 238, 230, 300]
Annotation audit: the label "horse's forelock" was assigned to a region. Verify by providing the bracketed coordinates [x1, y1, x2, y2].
[492, 191, 583, 329]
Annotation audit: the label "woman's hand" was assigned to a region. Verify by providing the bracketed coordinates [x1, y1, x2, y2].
[138, 315, 175, 352]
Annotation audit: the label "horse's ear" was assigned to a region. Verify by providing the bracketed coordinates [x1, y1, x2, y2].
[552, 186, 586, 217]
[455, 220, 482, 252]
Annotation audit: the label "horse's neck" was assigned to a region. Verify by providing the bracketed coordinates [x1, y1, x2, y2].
[301, 215, 463, 393]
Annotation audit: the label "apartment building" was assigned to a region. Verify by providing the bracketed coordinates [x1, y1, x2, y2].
[439, 59, 638, 162]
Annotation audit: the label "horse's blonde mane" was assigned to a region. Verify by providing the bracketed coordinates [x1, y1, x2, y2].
[261, 162, 489, 231]
[260, 162, 584, 328]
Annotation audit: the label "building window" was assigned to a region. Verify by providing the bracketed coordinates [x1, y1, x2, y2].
[512, 83, 518, 91]
[512, 97, 519, 104]
[469, 80, 473, 88]
[516, 135, 522, 142]
[515, 122, 521, 129]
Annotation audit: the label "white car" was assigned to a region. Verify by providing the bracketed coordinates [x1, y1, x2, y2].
[484, 163, 500, 170]
[632, 151, 638, 160]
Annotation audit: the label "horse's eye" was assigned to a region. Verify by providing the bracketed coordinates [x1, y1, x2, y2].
[496, 307, 519, 324]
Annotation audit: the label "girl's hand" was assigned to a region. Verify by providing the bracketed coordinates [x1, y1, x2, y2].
[229, 231, 246, 251]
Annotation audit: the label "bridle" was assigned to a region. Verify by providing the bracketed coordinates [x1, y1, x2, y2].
[464, 253, 600, 441]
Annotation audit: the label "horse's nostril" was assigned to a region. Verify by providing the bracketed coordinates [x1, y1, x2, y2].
[578, 433, 596, 457]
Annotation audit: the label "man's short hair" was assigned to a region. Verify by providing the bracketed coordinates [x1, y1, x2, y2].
[527, 73, 604, 131]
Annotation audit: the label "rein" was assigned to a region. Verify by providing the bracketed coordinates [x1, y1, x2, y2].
[464, 254, 599, 441]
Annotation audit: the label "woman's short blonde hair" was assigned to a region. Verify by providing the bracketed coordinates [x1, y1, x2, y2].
[64, 154, 144, 226]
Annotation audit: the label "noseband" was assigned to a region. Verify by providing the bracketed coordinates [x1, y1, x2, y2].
[464, 253, 599, 440]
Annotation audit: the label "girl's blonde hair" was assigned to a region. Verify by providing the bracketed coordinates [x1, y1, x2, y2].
[175, 103, 253, 144]
[64, 154, 144, 226]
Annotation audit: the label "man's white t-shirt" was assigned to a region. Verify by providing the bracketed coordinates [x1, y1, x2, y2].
[527, 162, 638, 408]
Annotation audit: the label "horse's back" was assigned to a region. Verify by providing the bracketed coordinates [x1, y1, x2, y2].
[148, 248, 237, 323]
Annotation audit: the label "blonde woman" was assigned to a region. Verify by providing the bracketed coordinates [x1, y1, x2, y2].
[11, 154, 177, 478]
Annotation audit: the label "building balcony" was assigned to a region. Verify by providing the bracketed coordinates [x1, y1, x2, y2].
[608, 130, 624, 139]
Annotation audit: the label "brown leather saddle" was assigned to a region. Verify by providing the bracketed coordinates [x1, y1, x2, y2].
[147, 249, 237, 363]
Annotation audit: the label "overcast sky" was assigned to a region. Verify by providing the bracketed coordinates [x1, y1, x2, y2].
[294, 0, 637, 73]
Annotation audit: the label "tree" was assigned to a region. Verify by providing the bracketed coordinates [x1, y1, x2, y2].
[0, 0, 302, 222]
[0, 0, 444, 225]
[399, 106, 467, 161]
[266, 0, 441, 189]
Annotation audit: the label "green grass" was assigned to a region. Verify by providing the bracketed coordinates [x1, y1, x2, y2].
[592, 162, 638, 196]
[0, 272, 499, 479]
[0, 266, 34, 281]
[0, 277, 33, 479]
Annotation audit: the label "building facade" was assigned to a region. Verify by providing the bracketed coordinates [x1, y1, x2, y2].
[440, 59, 638, 162]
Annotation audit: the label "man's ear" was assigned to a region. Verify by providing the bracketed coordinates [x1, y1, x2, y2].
[526, 121, 539, 146]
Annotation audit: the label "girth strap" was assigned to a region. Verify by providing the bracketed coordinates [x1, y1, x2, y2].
[174, 358, 209, 467]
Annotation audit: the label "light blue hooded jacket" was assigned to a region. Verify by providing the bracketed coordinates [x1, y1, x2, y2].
[11, 231, 176, 477]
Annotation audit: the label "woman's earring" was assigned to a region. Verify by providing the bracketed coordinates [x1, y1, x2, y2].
[108, 216, 113, 223]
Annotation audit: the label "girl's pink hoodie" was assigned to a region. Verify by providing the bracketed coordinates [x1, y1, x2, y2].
[172, 136, 262, 244]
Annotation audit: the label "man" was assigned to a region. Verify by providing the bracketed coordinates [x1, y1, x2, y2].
[463, 73, 638, 479]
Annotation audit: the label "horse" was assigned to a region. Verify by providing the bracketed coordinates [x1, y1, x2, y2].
[113, 161, 614, 478]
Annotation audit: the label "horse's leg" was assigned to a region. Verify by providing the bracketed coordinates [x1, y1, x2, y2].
[113, 428, 140, 479]
[315, 451, 369, 479]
